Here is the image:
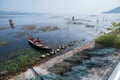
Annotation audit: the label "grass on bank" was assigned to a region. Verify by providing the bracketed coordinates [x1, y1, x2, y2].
[95, 22, 120, 48]
[95, 34, 120, 48]
[0, 48, 43, 79]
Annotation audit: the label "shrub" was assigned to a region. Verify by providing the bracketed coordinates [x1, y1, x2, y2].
[0, 48, 43, 79]
[95, 34, 120, 48]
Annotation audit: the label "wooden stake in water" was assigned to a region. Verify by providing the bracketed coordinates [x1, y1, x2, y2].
[72, 16, 74, 21]
[96, 17, 99, 26]
[95, 16, 99, 32]
[9, 19, 14, 28]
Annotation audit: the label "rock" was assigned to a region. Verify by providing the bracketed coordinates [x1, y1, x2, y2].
[54, 50, 57, 54]
[41, 55, 46, 58]
[50, 51, 54, 55]
[61, 45, 65, 49]
[58, 46, 62, 49]
[0, 71, 8, 75]
[46, 53, 50, 56]
[56, 49, 60, 52]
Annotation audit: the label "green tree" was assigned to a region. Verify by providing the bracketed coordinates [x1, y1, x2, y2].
[95, 22, 120, 48]
[106, 22, 120, 34]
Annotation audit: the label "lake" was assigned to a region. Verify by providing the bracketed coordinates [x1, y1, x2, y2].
[0, 13, 120, 57]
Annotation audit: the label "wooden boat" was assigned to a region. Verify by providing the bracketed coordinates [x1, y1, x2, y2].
[27, 34, 52, 52]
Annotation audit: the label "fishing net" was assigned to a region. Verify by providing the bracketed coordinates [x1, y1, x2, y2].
[31, 47, 116, 80]
[71, 65, 87, 72]
[63, 71, 85, 80]
[88, 48, 116, 56]
[30, 73, 65, 80]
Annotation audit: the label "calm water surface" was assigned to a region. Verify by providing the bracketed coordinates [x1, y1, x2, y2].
[0, 13, 120, 57]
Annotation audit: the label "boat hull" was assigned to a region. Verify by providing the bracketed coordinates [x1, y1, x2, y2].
[27, 35, 52, 52]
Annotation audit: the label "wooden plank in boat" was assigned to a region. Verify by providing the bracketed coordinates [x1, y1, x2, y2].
[37, 44, 43, 47]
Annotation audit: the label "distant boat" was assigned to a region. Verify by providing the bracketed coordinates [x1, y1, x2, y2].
[27, 34, 52, 51]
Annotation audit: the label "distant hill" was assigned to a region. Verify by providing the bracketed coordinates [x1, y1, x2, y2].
[0, 11, 42, 15]
[104, 7, 120, 13]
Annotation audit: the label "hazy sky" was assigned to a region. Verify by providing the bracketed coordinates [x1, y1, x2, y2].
[0, 0, 120, 14]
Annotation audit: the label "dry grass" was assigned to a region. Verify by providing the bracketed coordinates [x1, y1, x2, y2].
[38, 26, 60, 32]
[0, 27, 8, 31]
[21, 25, 36, 31]
[14, 32, 25, 37]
